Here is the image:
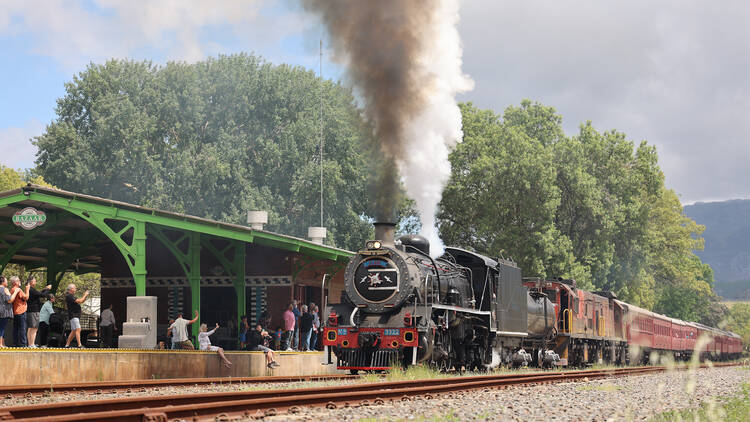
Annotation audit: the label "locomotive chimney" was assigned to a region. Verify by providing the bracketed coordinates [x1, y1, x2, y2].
[373, 222, 396, 247]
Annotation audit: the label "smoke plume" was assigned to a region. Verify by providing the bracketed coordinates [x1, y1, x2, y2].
[302, 0, 473, 256]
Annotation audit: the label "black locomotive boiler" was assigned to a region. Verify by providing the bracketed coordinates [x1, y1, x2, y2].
[321, 223, 559, 373]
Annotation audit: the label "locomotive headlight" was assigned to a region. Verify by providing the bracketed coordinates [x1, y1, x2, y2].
[373, 241, 382, 249]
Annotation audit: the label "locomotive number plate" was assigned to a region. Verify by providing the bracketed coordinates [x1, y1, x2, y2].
[383, 329, 400, 336]
[337, 328, 348, 335]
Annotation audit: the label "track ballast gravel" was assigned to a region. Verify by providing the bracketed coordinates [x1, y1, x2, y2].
[2, 366, 746, 421]
[276, 366, 749, 421]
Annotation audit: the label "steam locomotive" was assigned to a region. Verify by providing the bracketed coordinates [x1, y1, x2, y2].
[321, 223, 743, 373]
[321, 223, 559, 372]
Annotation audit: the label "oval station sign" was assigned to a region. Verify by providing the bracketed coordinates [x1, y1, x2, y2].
[12, 207, 47, 230]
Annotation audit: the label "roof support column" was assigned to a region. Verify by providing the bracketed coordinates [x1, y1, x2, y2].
[133, 221, 147, 296]
[232, 241, 246, 344]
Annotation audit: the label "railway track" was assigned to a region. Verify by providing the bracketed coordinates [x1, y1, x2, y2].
[0, 362, 740, 421]
[0, 374, 359, 398]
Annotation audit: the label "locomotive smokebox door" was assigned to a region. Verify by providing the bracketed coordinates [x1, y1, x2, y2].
[354, 257, 400, 303]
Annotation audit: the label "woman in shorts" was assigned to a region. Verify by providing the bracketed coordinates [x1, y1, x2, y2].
[198, 323, 232, 368]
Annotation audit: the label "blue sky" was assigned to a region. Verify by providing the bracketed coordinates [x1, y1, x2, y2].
[1, 1, 749, 203]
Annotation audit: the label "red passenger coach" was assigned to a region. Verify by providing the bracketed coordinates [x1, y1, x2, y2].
[653, 316, 672, 350]
[669, 318, 687, 354]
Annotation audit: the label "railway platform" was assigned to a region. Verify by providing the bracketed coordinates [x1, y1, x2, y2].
[0, 348, 342, 384]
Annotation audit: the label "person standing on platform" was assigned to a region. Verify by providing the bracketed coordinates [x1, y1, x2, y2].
[0, 276, 19, 348]
[273, 326, 283, 350]
[99, 303, 116, 348]
[239, 315, 249, 350]
[168, 310, 199, 349]
[248, 324, 279, 368]
[299, 305, 314, 351]
[292, 300, 301, 350]
[282, 303, 295, 351]
[38, 294, 55, 347]
[198, 323, 232, 368]
[310, 303, 320, 351]
[10, 276, 29, 347]
[64, 283, 89, 348]
[25, 276, 51, 347]
[167, 318, 175, 349]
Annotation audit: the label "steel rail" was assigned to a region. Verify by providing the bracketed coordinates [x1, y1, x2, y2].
[0, 374, 359, 397]
[3, 363, 739, 421]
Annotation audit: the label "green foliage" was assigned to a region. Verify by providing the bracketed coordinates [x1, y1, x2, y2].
[439, 101, 717, 318]
[0, 165, 51, 191]
[726, 303, 750, 346]
[34, 55, 377, 251]
[439, 102, 586, 284]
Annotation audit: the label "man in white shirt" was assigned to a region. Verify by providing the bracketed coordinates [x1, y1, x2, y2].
[99, 304, 116, 348]
[168, 310, 199, 349]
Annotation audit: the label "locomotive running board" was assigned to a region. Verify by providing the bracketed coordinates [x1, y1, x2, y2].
[430, 304, 493, 317]
[495, 331, 528, 337]
[429, 304, 497, 332]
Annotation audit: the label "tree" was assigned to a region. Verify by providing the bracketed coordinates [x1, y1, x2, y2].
[648, 188, 716, 320]
[34, 55, 376, 251]
[0, 165, 49, 191]
[438, 101, 717, 319]
[438, 103, 586, 282]
[726, 303, 750, 346]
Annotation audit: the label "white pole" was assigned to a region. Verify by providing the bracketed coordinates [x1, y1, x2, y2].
[319, 39, 324, 228]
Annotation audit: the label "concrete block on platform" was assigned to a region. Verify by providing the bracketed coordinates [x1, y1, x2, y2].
[0, 349, 342, 385]
[122, 322, 151, 336]
[117, 335, 148, 349]
[118, 296, 157, 349]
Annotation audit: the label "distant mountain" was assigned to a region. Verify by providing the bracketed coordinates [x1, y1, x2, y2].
[684, 199, 750, 300]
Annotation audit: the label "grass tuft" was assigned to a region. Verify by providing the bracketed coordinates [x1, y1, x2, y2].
[383, 365, 450, 382]
[650, 383, 750, 422]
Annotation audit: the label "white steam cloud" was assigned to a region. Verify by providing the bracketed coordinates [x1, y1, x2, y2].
[400, 0, 473, 256]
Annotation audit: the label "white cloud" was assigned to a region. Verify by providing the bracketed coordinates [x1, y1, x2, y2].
[0, 0, 298, 67]
[0, 119, 44, 169]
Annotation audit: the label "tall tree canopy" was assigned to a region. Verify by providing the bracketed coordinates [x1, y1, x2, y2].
[34, 55, 374, 250]
[439, 101, 716, 319]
